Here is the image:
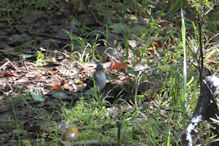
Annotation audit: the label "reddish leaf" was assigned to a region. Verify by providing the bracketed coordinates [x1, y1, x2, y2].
[50, 85, 60, 91]
[79, 67, 84, 72]
[146, 52, 152, 56]
[2, 72, 17, 77]
[112, 62, 128, 69]
[60, 80, 66, 86]
[121, 63, 128, 68]
[149, 40, 162, 50]
[154, 40, 162, 49]
[51, 71, 57, 75]
[112, 62, 120, 69]
[147, 49, 154, 53]
[50, 80, 66, 91]
[152, 94, 157, 99]
[147, 40, 163, 56]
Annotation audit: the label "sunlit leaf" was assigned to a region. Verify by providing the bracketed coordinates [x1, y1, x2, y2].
[205, 48, 217, 59]
[29, 89, 44, 101]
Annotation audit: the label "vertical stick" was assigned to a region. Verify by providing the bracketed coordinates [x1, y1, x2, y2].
[198, 16, 203, 92]
[117, 120, 121, 145]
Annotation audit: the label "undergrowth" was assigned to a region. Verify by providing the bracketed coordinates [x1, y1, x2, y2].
[2, 0, 218, 145]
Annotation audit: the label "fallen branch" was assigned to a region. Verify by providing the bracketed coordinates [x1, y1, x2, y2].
[181, 74, 219, 145]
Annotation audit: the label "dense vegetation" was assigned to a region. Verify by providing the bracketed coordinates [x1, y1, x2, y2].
[0, 0, 218, 145]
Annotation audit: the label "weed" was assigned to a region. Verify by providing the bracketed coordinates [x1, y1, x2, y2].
[36, 47, 46, 66]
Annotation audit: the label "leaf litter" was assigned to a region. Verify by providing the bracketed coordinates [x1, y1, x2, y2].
[0, 0, 218, 145]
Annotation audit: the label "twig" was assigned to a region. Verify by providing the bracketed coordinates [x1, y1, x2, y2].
[103, 85, 120, 101]
[198, 15, 203, 92]
[134, 71, 143, 108]
[117, 120, 121, 145]
[0, 60, 10, 70]
[23, 60, 30, 72]
[204, 33, 219, 49]
[5, 58, 19, 71]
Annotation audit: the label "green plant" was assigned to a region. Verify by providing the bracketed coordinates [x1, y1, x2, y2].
[90, 34, 103, 62]
[63, 100, 114, 141]
[181, 9, 187, 113]
[22, 139, 31, 146]
[36, 47, 46, 66]
[65, 30, 91, 62]
[29, 88, 44, 102]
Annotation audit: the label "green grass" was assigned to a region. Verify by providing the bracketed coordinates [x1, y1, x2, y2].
[2, 0, 217, 145]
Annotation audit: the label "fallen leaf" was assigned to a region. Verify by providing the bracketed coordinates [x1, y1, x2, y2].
[50, 85, 60, 91]
[50, 80, 66, 91]
[147, 40, 163, 55]
[112, 62, 128, 70]
[147, 49, 154, 53]
[148, 40, 162, 50]
[79, 67, 84, 72]
[1, 72, 17, 77]
[60, 80, 66, 86]
[51, 71, 57, 75]
[152, 94, 157, 99]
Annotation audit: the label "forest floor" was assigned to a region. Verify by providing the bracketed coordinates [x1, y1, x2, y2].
[0, 0, 218, 145]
